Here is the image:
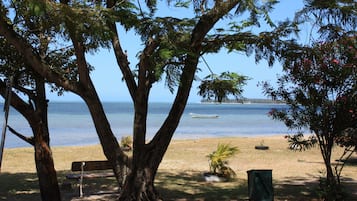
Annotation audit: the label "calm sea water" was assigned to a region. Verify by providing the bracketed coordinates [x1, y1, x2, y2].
[1, 102, 290, 148]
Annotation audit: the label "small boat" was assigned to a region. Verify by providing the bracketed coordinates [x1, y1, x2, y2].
[189, 113, 219, 118]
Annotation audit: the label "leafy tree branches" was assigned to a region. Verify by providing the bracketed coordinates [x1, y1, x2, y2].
[263, 22, 356, 201]
[295, 0, 356, 41]
[198, 71, 250, 103]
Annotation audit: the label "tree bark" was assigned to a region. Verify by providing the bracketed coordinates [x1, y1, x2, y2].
[318, 135, 338, 201]
[32, 77, 62, 201]
[322, 138, 335, 186]
[33, 124, 62, 201]
[119, 146, 162, 201]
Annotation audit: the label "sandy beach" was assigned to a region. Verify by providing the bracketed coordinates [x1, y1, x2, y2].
[1, 135, 356, 200]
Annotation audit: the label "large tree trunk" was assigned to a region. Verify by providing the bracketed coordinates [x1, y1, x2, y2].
[115, 2, 241, 199]
[32, 78, 62, 201]
[319, 137, 338, 201]
[119, 146, 162, 201]
[33, 125, 62, 201]
[323, 153, 335, 186]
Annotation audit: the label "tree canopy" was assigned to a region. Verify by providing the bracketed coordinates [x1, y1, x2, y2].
[262, 0, 356, 199]
[198, 71, 250, 103]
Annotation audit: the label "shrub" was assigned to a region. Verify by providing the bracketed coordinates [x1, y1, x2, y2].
[207, 143, 238, 179]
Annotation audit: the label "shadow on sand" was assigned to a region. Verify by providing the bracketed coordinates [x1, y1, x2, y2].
[1, 170, 357, 201]
[0, 172, 40, 201]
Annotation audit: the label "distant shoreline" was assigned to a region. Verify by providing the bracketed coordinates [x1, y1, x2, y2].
[200, 98, 285, 104]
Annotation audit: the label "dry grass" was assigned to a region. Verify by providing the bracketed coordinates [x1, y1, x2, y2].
[160, 136, 356, 181]
[1, 135, 357, 201]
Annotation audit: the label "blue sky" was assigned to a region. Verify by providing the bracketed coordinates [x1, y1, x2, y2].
[47, 1, 306, 103]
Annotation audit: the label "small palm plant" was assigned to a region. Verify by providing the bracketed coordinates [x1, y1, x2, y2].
[207, 143, 239, 179]
[120, 136, 132, 151]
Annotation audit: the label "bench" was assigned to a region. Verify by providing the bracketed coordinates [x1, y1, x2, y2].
[66, 160, 115, 197]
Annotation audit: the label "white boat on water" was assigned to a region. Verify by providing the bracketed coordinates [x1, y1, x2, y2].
[189, 113, 219, 118]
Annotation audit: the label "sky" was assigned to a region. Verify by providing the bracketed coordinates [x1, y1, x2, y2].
[46, 1, 306, 103]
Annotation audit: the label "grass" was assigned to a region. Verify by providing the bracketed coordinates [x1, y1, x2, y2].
[1, 136, 357, 200]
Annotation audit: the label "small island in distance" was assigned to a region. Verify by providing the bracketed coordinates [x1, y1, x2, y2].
[200, 98, 285, 104]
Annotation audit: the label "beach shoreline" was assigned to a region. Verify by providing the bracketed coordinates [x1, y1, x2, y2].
[2, 135, 355, 177]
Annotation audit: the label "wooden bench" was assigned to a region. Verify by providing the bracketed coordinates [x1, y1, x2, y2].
[66, 160, 115, 197]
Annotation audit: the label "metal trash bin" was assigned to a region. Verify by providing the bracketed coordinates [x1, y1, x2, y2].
[247, 169, 273, 201]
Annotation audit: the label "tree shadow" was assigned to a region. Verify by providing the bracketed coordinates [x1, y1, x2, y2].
[156, 171, 321, 201]
[57, 170, 119, 200]
[1, 170, 356, 201]
[0, 172, 40, 201]
[273, 174, 357, 201]
[274, 176, 321, 201]
[156, 171, 248, 201]
[340, 156, 357, 166]
[0, 170, 119, 201]
[155, 171, 357, 201]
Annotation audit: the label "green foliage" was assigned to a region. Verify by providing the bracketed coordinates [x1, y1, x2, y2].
[265, 36, 357, 136]
[284, 133, 318, 151]
[0, 36, 36, 89]
[207, 143, 238, 179]
[263, 7, 356, 197]
[335, 128, 357, 148]
[132, 16, 195, 92]
[2, 0, 140, 96]
[120, 136, 133, 150]
[198, 71, 250, 103]
[12, 0, 139, 51]
[129, 0, 287, 95]
[235, 0, 278, 27]
[296, 0, 356, 40]
[173, 0, 191, 8]
[28, 0, 46, 16]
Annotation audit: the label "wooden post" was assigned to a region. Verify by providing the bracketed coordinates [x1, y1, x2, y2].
[0, 77, 13, 173]
[79, 162, 85, 197]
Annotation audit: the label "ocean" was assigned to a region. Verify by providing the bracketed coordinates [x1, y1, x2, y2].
[1, 102, 291, 148]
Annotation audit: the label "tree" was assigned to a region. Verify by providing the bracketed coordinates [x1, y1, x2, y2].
[1, 1, 131, 189]
[266, 1, 356, 199]
[107, 1, 286, 199]
[263, 35, 356, 200]
[0, 0, 296, 200]
[0, 37, 61, 200]
[198, 71, 250, 103]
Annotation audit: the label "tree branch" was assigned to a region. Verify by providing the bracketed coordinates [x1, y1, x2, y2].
[59, 1, 92, 89]
[106, 20, 137, 101]
[150, 0, 240, 147]
[7, 126, 34, 146]
[0, 14, 80, 93]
